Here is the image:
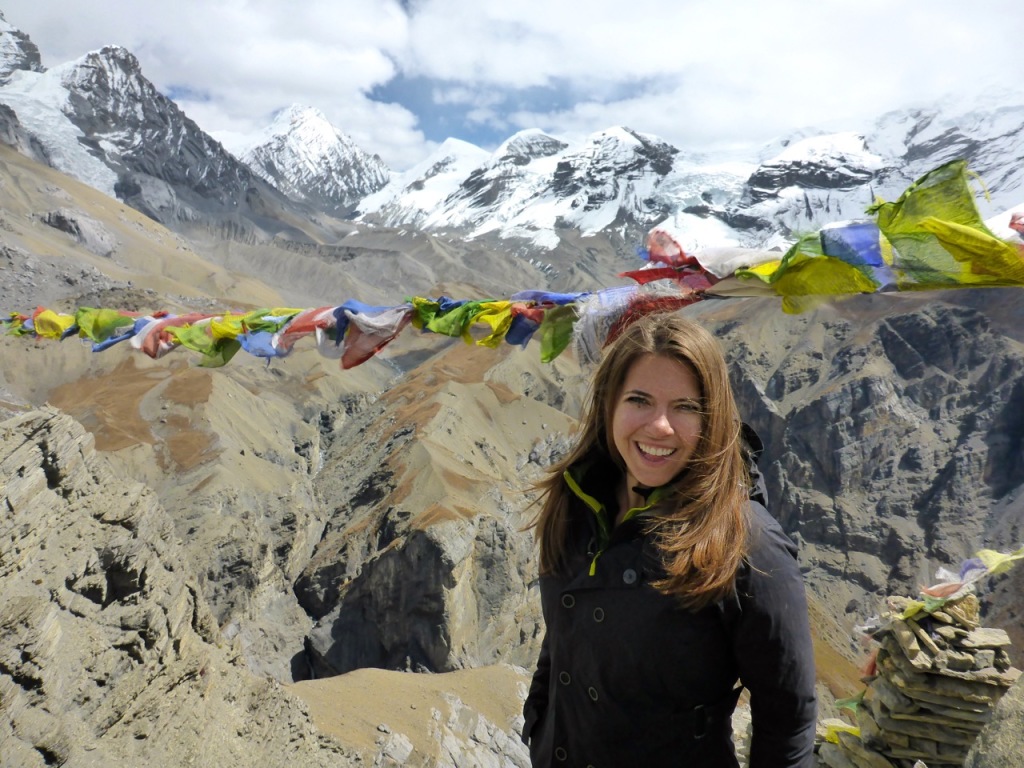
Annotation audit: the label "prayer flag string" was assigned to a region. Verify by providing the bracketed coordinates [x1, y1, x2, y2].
[5, 160, 1024, 370]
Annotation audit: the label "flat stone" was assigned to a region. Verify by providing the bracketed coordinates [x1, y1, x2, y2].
[883, 707, 986, 733]
[935, 648, 976, 672]
[908, 620, 942, 658]
[890, 621, 930, 669]
[934, 625, 967, 643]
[869, 710, 978, 746]
[960, 628, 1011, 649]
[917, 699, 995, 725]
[866, 675, 916, 714]
[882, 638, 1020, 687]
[856, 706, 886, 751]
[878, 648, 1005, 704]
[944, 597, 981, 630]
[817, 742, 862, 768]
[835, 730, 895, 768]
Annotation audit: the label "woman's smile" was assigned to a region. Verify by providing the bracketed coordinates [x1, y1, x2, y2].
[637, 443, 676, 458]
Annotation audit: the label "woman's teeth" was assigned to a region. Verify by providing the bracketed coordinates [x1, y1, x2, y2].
[639, 443, 675, 457]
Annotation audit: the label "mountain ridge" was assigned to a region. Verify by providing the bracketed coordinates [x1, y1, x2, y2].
[2, 13, 1023, 265]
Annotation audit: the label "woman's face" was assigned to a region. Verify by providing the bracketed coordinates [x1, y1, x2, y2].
[611, 353, 703, 491]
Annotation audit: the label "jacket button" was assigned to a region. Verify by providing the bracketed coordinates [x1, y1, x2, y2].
[561, 594, 575, 608]
[555, 746, 568, 761]
[558, 671, 571, 685]
[588, 686, 599, 701]
[622, 568, 637, 585]
[593, 607, 605, 622]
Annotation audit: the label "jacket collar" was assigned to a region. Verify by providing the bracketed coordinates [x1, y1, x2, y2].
[563, 455, 675, 575]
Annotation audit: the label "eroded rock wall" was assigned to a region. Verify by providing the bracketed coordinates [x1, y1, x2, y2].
[0, 408, 348, 767]
[702, 292, 1024, 655]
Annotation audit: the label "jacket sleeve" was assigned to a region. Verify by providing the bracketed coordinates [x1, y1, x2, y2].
[522, 630, 550, 745]
[733, 504, 818, 768]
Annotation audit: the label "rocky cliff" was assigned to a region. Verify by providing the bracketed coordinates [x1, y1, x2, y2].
[0, 408, 348, 767]
[693, 290, 1024, 663]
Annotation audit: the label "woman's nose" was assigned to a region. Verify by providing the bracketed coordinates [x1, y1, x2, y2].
[648, 410, 673, 434]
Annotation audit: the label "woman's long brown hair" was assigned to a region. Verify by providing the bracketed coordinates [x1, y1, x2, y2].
[530, 311, 750, 610]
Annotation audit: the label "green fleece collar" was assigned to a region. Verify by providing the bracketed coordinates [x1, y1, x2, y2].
[563, 460, 672, 575]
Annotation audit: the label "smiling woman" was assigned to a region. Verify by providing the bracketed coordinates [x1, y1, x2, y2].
[610, 353, 703, 509]
[524, 311, 817, 768]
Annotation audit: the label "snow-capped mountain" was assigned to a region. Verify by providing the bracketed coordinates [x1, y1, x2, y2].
[356, 101, 1024, 254]
[0, 10, 43, 85]
[230, 105, 390, 214]
[357, 126, 682, 249]
[356, 137, 493, 229]
[0, 26, 347, 243]
[1, 12, 1022, 261]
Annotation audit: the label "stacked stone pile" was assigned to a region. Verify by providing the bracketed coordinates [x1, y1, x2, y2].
[818, 593, 1020, 768]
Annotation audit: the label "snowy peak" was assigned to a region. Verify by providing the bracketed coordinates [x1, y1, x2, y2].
[0, 36, 330, 242]
[356, 137, 491, 227]
[57, 46, 167, 144]
[744, 132, 888, 204]
[549, 126, 677, 208]
[357, 125, 682, 247]
[0, 12, 44, 85]
[493, 129, 568, 164]
[50, 45, 254, 199]
[238, 104, 390, 212]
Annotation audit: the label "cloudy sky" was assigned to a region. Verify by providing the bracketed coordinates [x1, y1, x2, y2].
[3, 1, 1021, 170]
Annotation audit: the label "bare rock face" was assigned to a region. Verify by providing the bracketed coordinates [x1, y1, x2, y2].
[41, 208, 118, 256]
[964, 677, 1024, 768]
[0, 104, 49, 163]
[297, 340, 579, 678]
[702, 292, 1024, 645]
[0, 400, 565, 767]
[0, 408, 348, 767]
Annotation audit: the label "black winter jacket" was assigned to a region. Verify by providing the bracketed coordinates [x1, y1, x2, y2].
[522, 454, 817, 768]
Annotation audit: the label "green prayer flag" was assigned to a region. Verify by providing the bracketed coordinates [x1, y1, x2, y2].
[539, 304, 578, 363]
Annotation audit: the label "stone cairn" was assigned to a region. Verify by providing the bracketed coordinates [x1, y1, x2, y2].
[817, 593, 1021, 768]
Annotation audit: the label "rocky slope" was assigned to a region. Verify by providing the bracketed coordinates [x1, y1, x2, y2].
[0, 407, 534, 767]
[0, 408, 346, 767]
[687, 290, 1024, 663]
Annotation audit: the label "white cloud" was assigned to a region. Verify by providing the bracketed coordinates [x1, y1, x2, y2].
[2, 0, 1022, 170]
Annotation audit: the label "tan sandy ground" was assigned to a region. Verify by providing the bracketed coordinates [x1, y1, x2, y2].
[288, 664, 530, 756]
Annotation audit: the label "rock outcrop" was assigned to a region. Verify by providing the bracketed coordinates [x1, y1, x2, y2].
[0, 408, 347, 767]
[964, 676, 1024, 767]
[41, 208, 118, 256]
[0, 407, 539, 767]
